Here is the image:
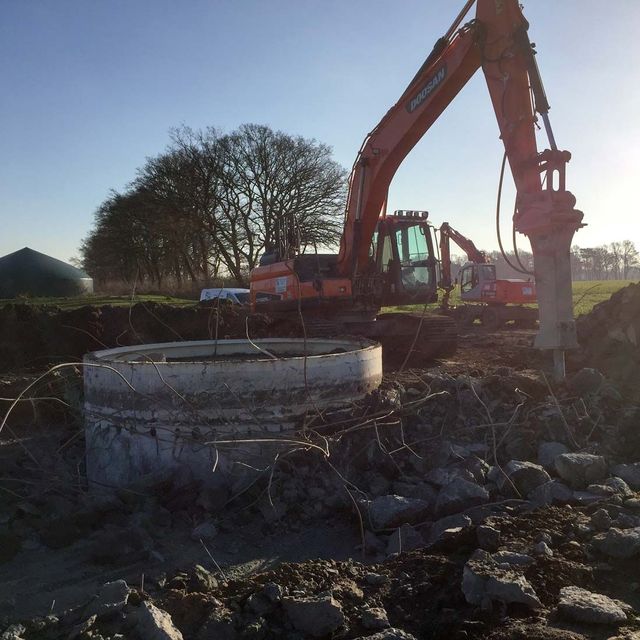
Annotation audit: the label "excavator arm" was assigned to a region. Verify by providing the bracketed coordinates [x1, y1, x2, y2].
[336, 0, 584, 372]
[438, 221, 488, 307]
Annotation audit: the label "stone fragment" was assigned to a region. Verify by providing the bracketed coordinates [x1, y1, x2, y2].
[367, 495, 430, 530]
[428, 514, 473, 543]
[538, 442, 570, 471]
[462, 558, 541, 608]
[590, 509, 612, 532]
[612, 463, 640, 490]
[435, 478, 489, 516]
[605, 476, 633, 496]
[498, 460, 551, 496]
[283, 595, 345, 638]
[555, 453, 608, 489]
[0, 625, 26, 640]
[558, 586, 627, 625]
[533, 541, 553, 557]
[492, 550, 535, 567]
[425, 467, 475, 488]
[365, 572, 388, 586]
[528, 480, 573, 507]
[462, 456, 491, 484]
[586, 484, 615, 498]
[189, 564, 218, 592]
[361, 607, 390, 630]
[137, 602, 184, 640]
[614, 513, 639, 529]
[83, 579, 130, 618]
[593, 527, 640, 558]
[476, 525, 501, 551]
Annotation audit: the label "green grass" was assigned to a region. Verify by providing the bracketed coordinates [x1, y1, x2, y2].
[383, 280, 636, 317]
[0, 280, 635, 315]
[0, 293, 196, 310]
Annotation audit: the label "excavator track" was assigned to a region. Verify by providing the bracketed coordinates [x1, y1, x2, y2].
[371, 312, 458, 369]
[270, 310, 458, 369]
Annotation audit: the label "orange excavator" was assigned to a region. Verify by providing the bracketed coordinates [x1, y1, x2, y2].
[438, 222, 538, 329]
[251, 0, 584, 376]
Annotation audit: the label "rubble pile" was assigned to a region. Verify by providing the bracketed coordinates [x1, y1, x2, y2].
[3, 357, 640, 638]
[575, 282, 640, 400]
[6, 501, 640, 639]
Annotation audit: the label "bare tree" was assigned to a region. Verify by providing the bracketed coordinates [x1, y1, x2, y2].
[621, 240, 639, 279]
[81, 124, 348, 288]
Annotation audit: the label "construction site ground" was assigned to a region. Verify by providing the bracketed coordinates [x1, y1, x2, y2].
[1, 284, 640, 640]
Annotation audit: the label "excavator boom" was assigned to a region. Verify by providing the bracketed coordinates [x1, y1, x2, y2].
[335, 0, 583, 371]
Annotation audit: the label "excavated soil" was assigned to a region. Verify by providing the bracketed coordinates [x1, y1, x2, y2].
[1, 289, 639, 639]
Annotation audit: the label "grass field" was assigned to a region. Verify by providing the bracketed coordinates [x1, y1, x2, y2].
[0, 293, 196, 310]
[383, 280, 636, 317]
[0, 280, 635, 316]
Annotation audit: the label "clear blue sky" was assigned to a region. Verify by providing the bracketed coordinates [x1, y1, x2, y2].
[1, 0, 639, 263]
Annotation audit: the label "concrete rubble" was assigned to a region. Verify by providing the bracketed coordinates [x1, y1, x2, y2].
[2, 288, 640, 637]
[558, 586, 629, 625]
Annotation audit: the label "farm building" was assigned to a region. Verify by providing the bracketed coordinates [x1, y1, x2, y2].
[0, 247, 93, 298]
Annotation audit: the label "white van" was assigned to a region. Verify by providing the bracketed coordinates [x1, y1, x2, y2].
[199, 288, 250, 305]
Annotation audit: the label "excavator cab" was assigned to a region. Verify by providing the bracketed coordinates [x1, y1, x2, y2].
[370, 210, 438, 306]
[459, 262, 498, 300]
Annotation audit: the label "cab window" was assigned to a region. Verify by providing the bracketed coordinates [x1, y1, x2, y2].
[460, 266, 477, 293]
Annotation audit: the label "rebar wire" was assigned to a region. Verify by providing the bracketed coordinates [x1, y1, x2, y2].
[245, 317, 277, 360]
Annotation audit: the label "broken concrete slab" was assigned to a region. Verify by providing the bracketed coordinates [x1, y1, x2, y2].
[361, 606, 390, 631]
[492, 550, 535, 567]
[367, 495, 430, 530]
[558, 586, 628, 625]
[82, 579, 130, 618]
[435, 478, 489, 516]
[555, 453, 608, 489]
[137, 602, 184, 640]
[498, 460, 551, 496]
[429, 514, 473, 543]
[283, 594, 345, 638]
[528, 480, 574, 507]
[462, 556, 541, 609]
[593, 527, 640, 558]
[476, 525, 501, 552]
[611, 463, 640, 490]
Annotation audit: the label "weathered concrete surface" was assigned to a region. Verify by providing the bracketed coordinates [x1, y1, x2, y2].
[84, 338, 382, 489]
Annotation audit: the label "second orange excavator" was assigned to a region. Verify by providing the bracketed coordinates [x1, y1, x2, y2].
[438, 222, 538, 330]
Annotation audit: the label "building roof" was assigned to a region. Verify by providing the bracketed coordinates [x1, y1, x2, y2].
[0, 247, 90, 280]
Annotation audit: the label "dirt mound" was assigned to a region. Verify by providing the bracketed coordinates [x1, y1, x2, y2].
[574, 282, 640, 400]
[0, 302, 298, 372]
